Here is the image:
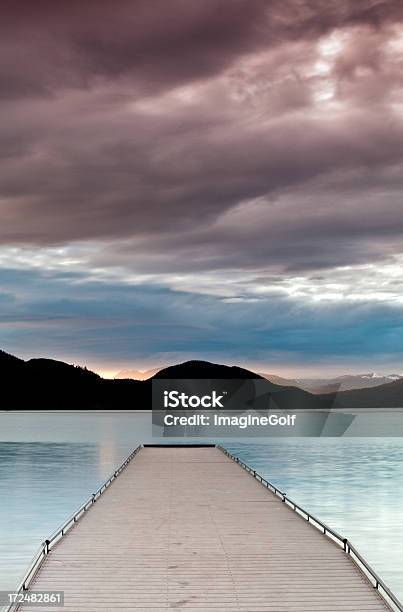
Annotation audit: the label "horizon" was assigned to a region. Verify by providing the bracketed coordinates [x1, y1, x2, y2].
[107, 362, 403, 380]
[2, 346, 402, 381]
[0, 1, 402, 375]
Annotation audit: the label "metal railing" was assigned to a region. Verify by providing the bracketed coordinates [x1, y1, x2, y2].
[4, 444, 143, 612]
[5, 442, 402, 612]
[217, 444, 403, 612]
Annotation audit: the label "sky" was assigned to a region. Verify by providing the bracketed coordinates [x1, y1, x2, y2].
[0, 0, 402, 377]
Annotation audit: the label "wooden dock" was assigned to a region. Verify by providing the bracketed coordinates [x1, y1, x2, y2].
[19, 445, 391, 612]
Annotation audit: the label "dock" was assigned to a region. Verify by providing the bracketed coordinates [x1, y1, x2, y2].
[14, 444, 398, 611]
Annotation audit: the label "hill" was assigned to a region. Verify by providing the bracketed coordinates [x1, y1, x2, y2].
[0, 349, 25, 375]
[259, 371, 402, 394]
[325, 378, 403, 408]
[1, 350, 322, 410]
[2, 349, 400, 410]
[1, 351, 264, 410]
[154, 360, 262, 380]
[1, 350, 110, 410]
[116, 361, 261, 381]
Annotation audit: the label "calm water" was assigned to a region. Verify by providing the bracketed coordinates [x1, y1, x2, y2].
[1, 411, 403, 603]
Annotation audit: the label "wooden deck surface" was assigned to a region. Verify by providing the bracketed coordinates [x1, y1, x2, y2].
[20, 446, 390, 611]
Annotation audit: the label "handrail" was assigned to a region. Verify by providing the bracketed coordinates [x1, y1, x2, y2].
[4, 444, 143, 612]
[217, 445, 403, 612]
[5, 442, 402, 612]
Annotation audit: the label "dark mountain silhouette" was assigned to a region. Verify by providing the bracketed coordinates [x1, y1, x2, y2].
[0, 349, 25, 375]
[2, 348, 400, 410]
[324, 377, 403, 408]
[27, 358, 100, 382]
[153, 360, 262, 380]
[260, 371, 403, 394]
[0, 349, 144, 410]
[1, 352, 268, 410]
[152, 360, 329, 410]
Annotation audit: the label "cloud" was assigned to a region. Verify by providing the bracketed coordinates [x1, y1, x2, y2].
[0, 1, 402, 369]
[0, 8, 402, 267]
[1, 65, 403, 259]
[0, 267, 402, 373]
[2, 1, 402, 99]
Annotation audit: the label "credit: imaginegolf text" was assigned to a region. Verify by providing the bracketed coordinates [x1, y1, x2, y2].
[163, 413, 297, 429]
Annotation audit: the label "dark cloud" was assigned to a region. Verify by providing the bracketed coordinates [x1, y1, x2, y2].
[1, 89, 403, 275]
[0, 0, 269, 98]
[1, 0, 402, 98]
[0, 1, 402, 281]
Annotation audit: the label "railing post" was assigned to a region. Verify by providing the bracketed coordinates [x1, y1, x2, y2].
[217, 445, 403, 612]
[4, 445, 144, 612]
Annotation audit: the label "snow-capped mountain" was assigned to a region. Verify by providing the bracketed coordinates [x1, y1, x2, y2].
[260, 372, 403, 394]
[115, 367, 161, 380]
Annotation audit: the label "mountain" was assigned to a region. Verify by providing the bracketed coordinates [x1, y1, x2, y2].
[0, 349, 25, 376]
[2, 348, 401, 409]
[258, 373, 295, 386]
[26, 358, 100, 382]
[322, 373, 403, 393]
[154, 360, 262, 380]
[324, 378, 403, 408]
[1, 351, 109, 410]
[116, 361, 267, 381]
[1, 350, 320, 410]
[1, 351, 264, 410]
[115, 367, 160, 380]
[259, 372, 403, 394]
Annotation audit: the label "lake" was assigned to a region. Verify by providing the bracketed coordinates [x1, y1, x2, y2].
[1, 410, 403, 604]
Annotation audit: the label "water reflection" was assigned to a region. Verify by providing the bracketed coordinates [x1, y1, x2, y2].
[0, 412, 402, 604]
[0, 442, 99, 589]
[226, 439, 403, 601]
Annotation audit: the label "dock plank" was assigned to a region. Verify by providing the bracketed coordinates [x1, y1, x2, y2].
[20, 446, 390, 611]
